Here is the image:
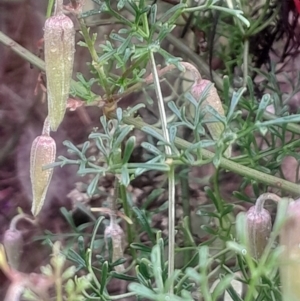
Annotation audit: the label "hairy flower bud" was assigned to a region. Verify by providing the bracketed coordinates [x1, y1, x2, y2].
[104, 221, 125, 273]
[4, 283, 24, 301]
[279, 199, 300, 301]
[190, 79, 231, 157]
[3, 229, 23, 270]
[30, 134, 56, 216]
[246, 206, 271, 259]
[44, 11, 75, 131]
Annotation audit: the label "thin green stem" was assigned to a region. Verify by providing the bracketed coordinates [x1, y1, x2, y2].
[46, 0, 55, 18]
[149, 51, 176, 292]
[180, 169, 192, 265]
[243, 39, 249, 87]
[245, 0, 270, 36]
[247, 5, 280, 36]
[55, 273, 63, 301]
[109, 292, 137, 300]
[78, 18, 110, 96]
[119, 184, 136, 260]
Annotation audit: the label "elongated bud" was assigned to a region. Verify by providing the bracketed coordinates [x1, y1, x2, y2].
[104, 219, 125, 273]
[30, 133, 56, 216]
[3, 229, 23, 270]
[44, 7, 75, 131]
[190, 79, 231, 158]
[246, 206, 271, 259]
[279, 199, 300, 301]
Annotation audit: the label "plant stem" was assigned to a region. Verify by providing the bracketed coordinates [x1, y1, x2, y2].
[77, 18, 111, 96]
[254, 193, 281, 213]
[46, 0, 55, 18]
[119, 184, 136, 260]
[242, 39, 249, 87]
[9, 214, 35, 231]
[0, 31, 45, 70]
[149, 52, 176, 292]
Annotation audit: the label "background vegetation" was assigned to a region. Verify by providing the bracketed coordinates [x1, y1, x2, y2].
[1, 0, 300, 300]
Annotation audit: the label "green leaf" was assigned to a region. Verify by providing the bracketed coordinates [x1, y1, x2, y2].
[227, 88, 246, 121]
[67, 249, 87, 269]
[168, 101, 183, 121]
[204, 186, 223, 212]
[100, 261, 108, 294]
[141, 142, 162, 156]
[138, 258, 152, 279]
[149, 4, 157, 25]
[255, 94, 272, 122]
[159, 3, 186, 22]
[130, 243, 152, 253]
[169, 125, 177, 143]
[225, 283, 244, 301]
[128, 283, 157, 300]
[120, 165, 130, 186]
[113, 125, 134, 149]
[211, 274, 235, 300]
[142, 126, 168, 144]
[87, 174, 100, 197]
[257, 114, 300, 127]
[132, 207, 156, 243]
[151, 245, 164, 293]
[60, 207, 77, 231]
[110, 271, 137, 281]
[123, 136, 136, 164]
[78, 236, 85, 257]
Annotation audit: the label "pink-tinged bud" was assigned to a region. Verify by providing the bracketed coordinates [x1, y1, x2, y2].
[190, 79, 231, 157]
[3, 229, 23, 270]
[279, 199, 300, 301]
[104, 221, 125, 273]
[30, 134, 56, 216]
[246, 206, 271, 259]
[44, 11, 75, 131]
[4, 283, 24, 301]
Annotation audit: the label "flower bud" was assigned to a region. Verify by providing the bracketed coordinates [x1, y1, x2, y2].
[246, 206, 271, 259]
[279, 199, 300, 301]
[44, 11, 75, 131]
[3, 229, 23, 269]
[30, 134, 56, 216]
[104, 221, 125, 273]
[190, 79, 231, 157]
[4, 283, 24, 301]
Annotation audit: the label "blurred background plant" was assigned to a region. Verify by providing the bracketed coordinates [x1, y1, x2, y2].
[1, 0, 300, 300]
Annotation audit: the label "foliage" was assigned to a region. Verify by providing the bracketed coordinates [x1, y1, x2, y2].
[1, 0, 300, 300]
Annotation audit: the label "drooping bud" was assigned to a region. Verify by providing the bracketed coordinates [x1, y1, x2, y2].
[279, 199, 300, 301]
[246, 206, 271, 259]
[245, 193, 280, 259]
[30, 127, 56, 216]
[3, 229, 23, 270]
[104, 218, 125, 273]
[44, 3, 75, 131]
[190, 79, 231, 158]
